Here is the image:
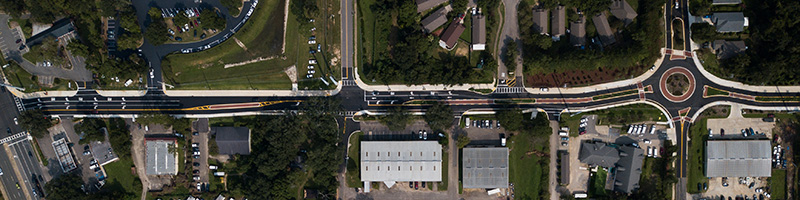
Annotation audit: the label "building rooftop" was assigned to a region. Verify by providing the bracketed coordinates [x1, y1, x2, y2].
[570, 16, 586, 47]
[532, 8, 549, 34]
[706, 140, 771, 177]
[613, 146, 644, 193]
[712, 40, 746, 60]
[416, 0, 448, 13]
[609, 0, 638, 25]
[421, 5, 451, 33]
[212, 127, 251, 155]
[439, 21, 466, 50]
[592, 13, 616, 46]
[559, 151, 570, 185]
[712, 12, 746, 32]
[472, 14, 486, 50]
[462, 147, 508, 188]
[361, 141, 443, 186]
[579, 142, 619, 168]
[25, 18, 76, 47]
[550, 6, 566, 37]
[145, 138, 178, 175]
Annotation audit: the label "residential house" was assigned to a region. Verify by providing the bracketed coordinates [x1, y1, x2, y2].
[25, 18, 76, 47]
[421, 5, 452, 33]
[711, 12, 747, 32]
[550, 6, 566, 39]
[569, 15, 586, 47]
[472, 14, 486, 51]
[609, 0, 638, 25]
[579, 142, 644, 194]
[439, 20, 466, 50]
[211, 127, 252, 155]
[592, 13, 616, 46]
[712, 40, 746, 60]
[532, 8, 549, 34]
[416, 0, 448, 13]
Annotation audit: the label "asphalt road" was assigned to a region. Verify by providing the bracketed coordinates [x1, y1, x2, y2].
[9, 140, 46, 199]
[340, 0, 355, 81]
[0, 144, 26, 200]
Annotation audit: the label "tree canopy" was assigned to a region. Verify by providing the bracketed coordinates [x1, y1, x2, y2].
[380, 107, 412, 131]
[18, 110, 56, 138]
[199, 9, 226, 31]
[424, 102, 454, 131]
[75, 118, 107, 144]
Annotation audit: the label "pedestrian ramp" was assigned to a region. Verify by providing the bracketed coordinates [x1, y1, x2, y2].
[0, 132, 28, 145]
[494, 87, 526, 94]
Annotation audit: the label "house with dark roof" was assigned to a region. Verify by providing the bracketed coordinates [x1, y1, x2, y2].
[416, 0, 448, 13]
[569, 15, 586, 47]
[592, 13, 616, 46]
[611, 146, 644, 193]
[579, 142, 620, 168]
[211, 127, 252, 155]
[421, 5, 452, 33]
[579, 142, 644, 194]
[472, 14, 486, 51]
[609, 0, 638, 25]
[550, 6, 566, 39]
[25, 18, 76, 47]
[439, 21, 466, 50]
[712, 0, 741, 5]
[532, 8, 549, 34]
[712, 40, 746, 60]
[711, 12, 747, 32]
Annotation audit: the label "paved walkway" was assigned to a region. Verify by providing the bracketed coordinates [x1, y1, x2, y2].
[353, 71, 495, 91]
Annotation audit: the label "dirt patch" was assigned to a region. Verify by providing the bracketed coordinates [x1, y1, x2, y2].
[284, 65, 297, 83]
[667, 74, 690, 96]
[525, 66, 646, 87]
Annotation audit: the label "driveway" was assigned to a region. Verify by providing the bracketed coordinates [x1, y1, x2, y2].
[495, 0, 523, 83]
[192, 119, 209, 186]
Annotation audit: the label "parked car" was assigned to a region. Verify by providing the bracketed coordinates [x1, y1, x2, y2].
[192, 143, 199, 147]
[308, 59, 317, 64]
[308, 70, 316, 74]
[193, 162, 200, 167]
[193, 170, 199, 174]
[306, 74, 313, 78]
[15, 39, 21, 43]
[307, 65, 314, 69]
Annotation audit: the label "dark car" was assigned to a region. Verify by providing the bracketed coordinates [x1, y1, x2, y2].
[28, 151, 32, 157]
[15, 39, 22, 43]
[200, 33, 206, 39]
[421, 182, 425, 188]
[193, 170, 199, 174]
[6, 128, 11, 136]
[193, 162, 200, 167]
[192, 147, 200, 152]
[409, 182, 413, 188]
[193, 155, 200, 159]
[720, 129, 725, 136]
[697, 183, 702, 191]
[176, 37, 182, 41]
[193, 132, 199, 136]
[703, 182, 707, 190]
[18, 45, 25, 50]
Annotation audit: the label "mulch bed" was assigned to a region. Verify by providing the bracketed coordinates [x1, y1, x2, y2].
[525, 66, 646, 87]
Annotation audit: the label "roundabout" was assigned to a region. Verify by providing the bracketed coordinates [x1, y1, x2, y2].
[659, 67, 695, 102]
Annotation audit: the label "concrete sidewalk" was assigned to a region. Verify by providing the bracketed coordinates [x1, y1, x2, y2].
[353, 67, 496, 91]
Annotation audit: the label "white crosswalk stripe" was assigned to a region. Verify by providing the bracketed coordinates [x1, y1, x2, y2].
[342, 80, 357, 86]
[13, 96, 24, 112]
[0, 132, 29, 144]
[494, 87, 525, 94]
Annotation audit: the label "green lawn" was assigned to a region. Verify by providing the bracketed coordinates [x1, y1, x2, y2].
[755, 96, 800, 102]
[345, 132, 362, 187]
[706, 86, 729, 96]
[103, 158, 142, 200]
[771, 169, 786, 200]
[508, 126, 550, 200]
[589, 168, 609, 197]
[8, 18, 32, 38]
[672, 19, 685, 50]
[592, 89, 639, 100]
[687, 118, 708, 194]
[162, 0, 293, 90]
[437, 150, 448, 191]
[1, 61, 71, 91]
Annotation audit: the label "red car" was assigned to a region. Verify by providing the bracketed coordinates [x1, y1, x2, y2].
[193, 19, 199, 26]
[414, 182, 418, 190]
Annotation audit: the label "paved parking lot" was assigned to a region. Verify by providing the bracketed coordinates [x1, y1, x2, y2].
[360, 121, 438, 141]
[462, 118, 506, 146]
[192, 118, 210, 188]
[0, 15, 26, 58]
[703, 176, 768, 199]
[707, 108, 775, 139]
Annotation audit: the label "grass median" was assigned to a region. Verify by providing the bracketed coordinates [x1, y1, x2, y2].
[771, 169, 786, 200]
[592, 89, 639, 101]
[705, 86, 729, 96]
[687, 118, 708, 194]
[345, 132, 362, 187]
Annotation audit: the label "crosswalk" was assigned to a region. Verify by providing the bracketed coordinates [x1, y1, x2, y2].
[494, 87, 525, 93]
[342, 80, 356, 86]
[0, 132, 28, 145]
[13, 96, 24, 112]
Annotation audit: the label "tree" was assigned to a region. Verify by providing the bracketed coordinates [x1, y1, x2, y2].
[67, 42, 89, 57]
[220, 0, 244, 16]
[148, 7, 161, 18]
[380, 107, 411, 131]
[18, 110, 55, 138]
[107, 118, 131, 159]
[496, 109, 524, 131]
[172, 13, 190, 28]
[0, 0, 26, 18]
[424, 102, 454, 131]
[44, 174, 86, 200]
[456, 134, 471, 148]
[75, 118, 107, 144]
[145, 19, 168, 45]
[199, 9, 226, 31]
[503, 40, 518, 72]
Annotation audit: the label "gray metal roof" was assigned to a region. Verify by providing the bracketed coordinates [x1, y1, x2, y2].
[472, 14, 486, 45]
[712, 0, 741, 5]
[416, 0, 448, 13]
[712, 12, 746, 32]
[532, 8, 549, 34]
[579, 142, 619, 168]
[613, 146, 644, 193]
[212, 127, 251, 155]
[550, 6, 566, 37]
[592, 13, 616, 46]
[361, 141, 443, 183]
[421, 5, 451, 33]
[712, 40, 746, 60]
[462, 147, 508, 188]
[570, 16, 586, 47]
[146, 140, 178, 175]
[559, 151, 570, 185]
[706, 140, 771, 177]
[609, 0, 638, 25]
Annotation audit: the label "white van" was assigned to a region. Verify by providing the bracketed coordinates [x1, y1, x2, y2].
[465, 117, 470, 128]
[559, 131, 568, 136]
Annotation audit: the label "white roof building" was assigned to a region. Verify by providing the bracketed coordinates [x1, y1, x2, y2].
[462, 147, 508, 188]
[706, 140, 771, 177]
[360, 141, 443, 189]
